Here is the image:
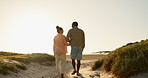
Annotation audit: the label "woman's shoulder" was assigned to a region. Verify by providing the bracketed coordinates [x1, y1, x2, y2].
[54, 34, 59, 39]
[56, 34, 66, 38]
[61, 34, 66, 38]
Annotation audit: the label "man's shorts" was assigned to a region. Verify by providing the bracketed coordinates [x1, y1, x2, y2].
[70, 46, 82, 60]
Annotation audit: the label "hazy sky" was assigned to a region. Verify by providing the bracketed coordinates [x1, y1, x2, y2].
[0, 0, 148, 54]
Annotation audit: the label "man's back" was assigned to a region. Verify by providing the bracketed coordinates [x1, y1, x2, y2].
[67, 27, 85, 49]
[67, 22, 85, 75]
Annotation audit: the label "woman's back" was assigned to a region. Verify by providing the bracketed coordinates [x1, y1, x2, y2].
[54, 34, 68, 55]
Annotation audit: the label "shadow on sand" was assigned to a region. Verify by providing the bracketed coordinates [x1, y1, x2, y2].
[72, 73, 85, 78]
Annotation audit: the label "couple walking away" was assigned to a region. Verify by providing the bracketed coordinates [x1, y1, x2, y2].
[53, 21, 85, 78]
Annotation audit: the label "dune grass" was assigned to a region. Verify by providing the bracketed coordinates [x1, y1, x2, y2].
[92, 39, 148, 78]
[0, 52, 23, 56]
[0, 61, 17, 75]
[0, 52, 55, 75]
[92, 59, 104, 70]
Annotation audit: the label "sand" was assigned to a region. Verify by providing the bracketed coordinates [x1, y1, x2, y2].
[0, 55, 147, 78]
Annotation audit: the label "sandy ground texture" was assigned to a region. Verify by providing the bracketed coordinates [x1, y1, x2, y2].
[0, 55, 147, 78]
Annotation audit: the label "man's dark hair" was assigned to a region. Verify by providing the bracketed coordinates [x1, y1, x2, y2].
[72, 22, 78, 27]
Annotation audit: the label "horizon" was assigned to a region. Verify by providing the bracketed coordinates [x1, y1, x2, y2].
[0, 0, 148, 54]
[0, 39, 146, 55]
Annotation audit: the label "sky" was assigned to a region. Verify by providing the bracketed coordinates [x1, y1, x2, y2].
[0, 0, 148, 54]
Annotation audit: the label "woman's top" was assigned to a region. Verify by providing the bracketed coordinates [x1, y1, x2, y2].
[53, 33, 68, 55]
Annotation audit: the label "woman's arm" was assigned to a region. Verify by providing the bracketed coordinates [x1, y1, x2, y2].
[63, 35, 70, 46]
[53, 38, 56, 55]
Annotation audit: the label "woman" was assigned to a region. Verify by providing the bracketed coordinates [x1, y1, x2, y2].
[53, 26, 69, 78]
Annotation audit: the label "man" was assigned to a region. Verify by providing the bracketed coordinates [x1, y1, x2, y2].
[66, 21, 85, 76]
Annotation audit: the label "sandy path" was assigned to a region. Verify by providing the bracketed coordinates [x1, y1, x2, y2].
[0, 60, 113, 78]
[67, 60, 114, 78]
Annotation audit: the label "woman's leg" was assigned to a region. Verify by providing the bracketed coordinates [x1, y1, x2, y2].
[61, 54, 66, 77]
[55, 55, 60, 75]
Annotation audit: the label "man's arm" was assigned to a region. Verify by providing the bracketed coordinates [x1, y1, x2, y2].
[82, 31, 85, 50]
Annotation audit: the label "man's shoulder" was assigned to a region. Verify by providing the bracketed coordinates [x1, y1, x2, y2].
[78, 28, 84, 33]
[68, 28, 72, 31]
[68, 29, 74, 33]
[78, 28, 83, 31]
[69, 28, 84, 33]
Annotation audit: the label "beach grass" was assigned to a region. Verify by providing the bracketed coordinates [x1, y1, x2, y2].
[92, 39, 148, 78]
[0, 52, 55, 75]
[92, 59, 104, 70]
[0, 61, 17, 75]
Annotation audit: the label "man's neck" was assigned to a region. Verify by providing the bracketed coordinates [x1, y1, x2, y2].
[73, 26, 78, 28]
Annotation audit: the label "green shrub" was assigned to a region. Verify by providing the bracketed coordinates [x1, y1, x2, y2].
[92, 59, 104, 70]
[93, 39, 148, 78]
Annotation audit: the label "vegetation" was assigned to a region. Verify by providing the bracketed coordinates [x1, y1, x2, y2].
[0, 61, 17, 75]
[0, 51, 23, 56]
[92, 59, 104, 70]
[92, 39, 148, 78]
[0, 52, 55, 75]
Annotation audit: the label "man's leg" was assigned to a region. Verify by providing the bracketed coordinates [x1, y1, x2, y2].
[76, 46, 82, 76]
[71, 46, 77, 75]
[71, 59, 76, 75]
[77, 60, 81, 74]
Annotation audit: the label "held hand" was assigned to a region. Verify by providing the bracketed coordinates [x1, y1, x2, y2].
[68, 44, 71, 46]
[67, 42, 71, 46]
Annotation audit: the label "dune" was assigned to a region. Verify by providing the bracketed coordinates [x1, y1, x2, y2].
[0, 55, 110, 78]
[0, 54, 147, 78]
